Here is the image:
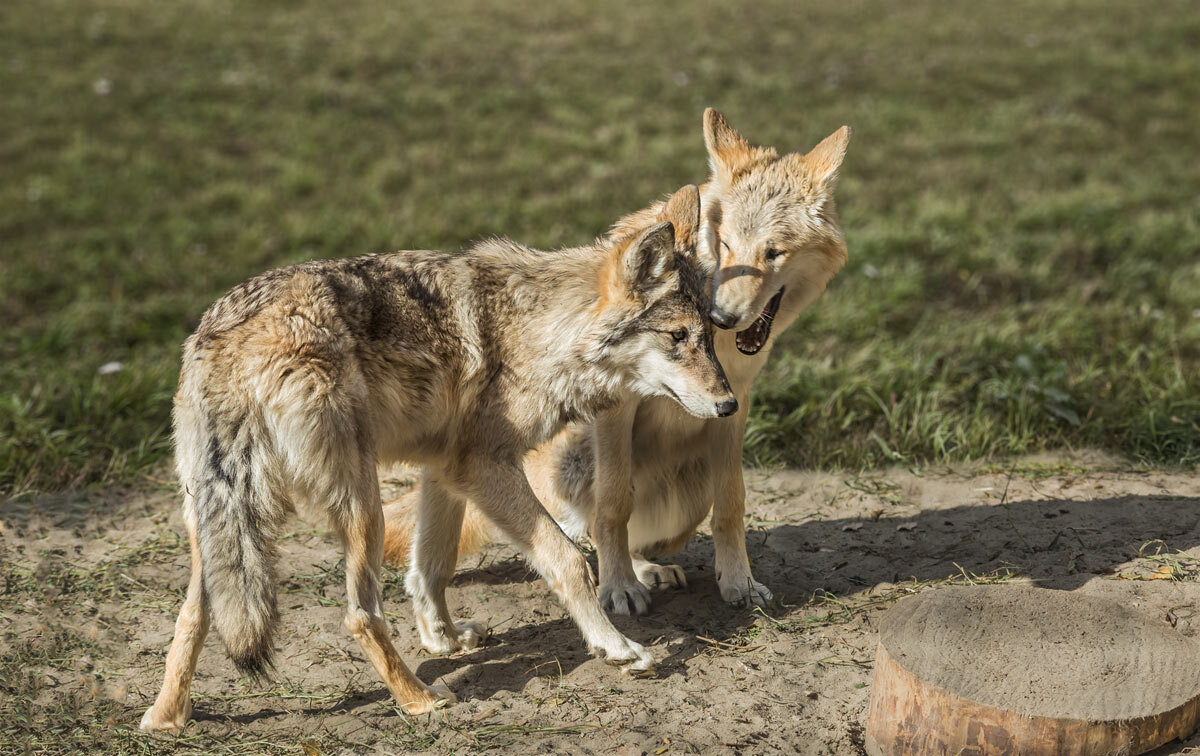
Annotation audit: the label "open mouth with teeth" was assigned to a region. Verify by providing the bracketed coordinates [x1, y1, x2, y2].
[735, 287, 784, 356]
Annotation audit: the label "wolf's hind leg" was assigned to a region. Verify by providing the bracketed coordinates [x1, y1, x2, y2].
[141, 507, 210, 732]
[335, 463, 454, 715]
[405, 471, 488, 654]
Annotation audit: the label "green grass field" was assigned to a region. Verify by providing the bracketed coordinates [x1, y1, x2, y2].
[3, 0, 1199, 495]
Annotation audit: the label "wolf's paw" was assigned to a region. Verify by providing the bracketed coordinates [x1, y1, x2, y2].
[139, 702, 190, 733]
[718, 573, 773, 608]
[420, 620, 489, 655]
[619, 652, 657, 678]
[400, 684, 456, 716]
[453, 620, 488, 650]
[635, 561, 687, 591]
[592, 637, 656, 678]
[599, 576, 651, 615]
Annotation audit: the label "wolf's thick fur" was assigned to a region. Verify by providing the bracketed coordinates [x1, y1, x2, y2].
[382, 110, 851, 614]
[141, 186, 735, 732]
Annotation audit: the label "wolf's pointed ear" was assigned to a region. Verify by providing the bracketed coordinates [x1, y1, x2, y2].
[656, 185, 701, 253]
[704, 108, 763, 181]
[803, 125, 852, 190]
[622, 221, 677, 294]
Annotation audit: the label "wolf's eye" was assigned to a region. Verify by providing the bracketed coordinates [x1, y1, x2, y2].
[671, 328, 688, 343]
[765, 247, 784, 262]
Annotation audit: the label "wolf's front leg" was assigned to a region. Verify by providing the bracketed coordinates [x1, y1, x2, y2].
[710, 414, 773, 608]
[460, 457, 655, 676]
[405, 470, 489, 654]
[591, 405, 651, 615]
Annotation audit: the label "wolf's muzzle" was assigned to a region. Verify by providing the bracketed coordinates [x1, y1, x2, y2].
[715, 398, 739, 417]
[709, 306, 739, 330]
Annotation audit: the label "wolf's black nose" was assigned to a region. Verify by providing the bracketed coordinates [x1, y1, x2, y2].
[710, 306, 738, 330]
[715, 398, 739, 417]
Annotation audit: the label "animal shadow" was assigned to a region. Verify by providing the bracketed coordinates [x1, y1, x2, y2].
[418, 493, 1200, 700]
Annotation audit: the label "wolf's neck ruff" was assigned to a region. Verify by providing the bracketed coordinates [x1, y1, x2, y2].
[467, 240, 633, 444]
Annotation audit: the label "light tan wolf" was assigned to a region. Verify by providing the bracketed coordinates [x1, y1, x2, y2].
[140, 186, 736, 732]
[381, 109, 851, 615]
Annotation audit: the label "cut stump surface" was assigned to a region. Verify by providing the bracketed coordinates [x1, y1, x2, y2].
[866, 585, 1200, 756]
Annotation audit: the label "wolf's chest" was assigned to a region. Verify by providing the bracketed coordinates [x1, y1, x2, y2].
[631, 398, 712, 460]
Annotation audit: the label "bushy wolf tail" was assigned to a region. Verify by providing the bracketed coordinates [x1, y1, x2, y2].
[382, 490, 498, 567]
[188, 427, 281, 676]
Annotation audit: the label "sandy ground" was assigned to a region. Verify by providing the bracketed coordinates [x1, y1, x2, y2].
[4, 452, 1200, 754]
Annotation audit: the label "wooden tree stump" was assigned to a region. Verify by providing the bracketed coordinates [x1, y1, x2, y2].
[866, 586, 1200, 756]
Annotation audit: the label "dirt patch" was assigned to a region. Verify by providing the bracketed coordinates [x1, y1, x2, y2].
[3, 452, 1200, 754]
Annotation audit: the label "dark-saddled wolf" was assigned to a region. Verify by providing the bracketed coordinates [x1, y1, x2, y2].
[140, 185, 736, 731]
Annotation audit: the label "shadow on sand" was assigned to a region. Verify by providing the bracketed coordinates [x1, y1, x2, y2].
[410, 493, 1200, 702]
